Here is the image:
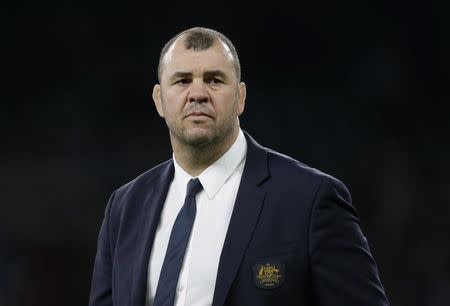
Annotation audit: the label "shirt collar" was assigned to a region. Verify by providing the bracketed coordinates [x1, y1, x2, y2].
[172, 129, 247, 199]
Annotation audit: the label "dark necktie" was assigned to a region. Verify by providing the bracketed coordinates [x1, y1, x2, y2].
[153, 178, 203, 306]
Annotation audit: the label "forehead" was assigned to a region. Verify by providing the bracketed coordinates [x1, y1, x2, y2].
[161, 36, 236, 79]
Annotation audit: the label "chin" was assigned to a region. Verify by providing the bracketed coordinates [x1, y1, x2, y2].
[183, 128, 217, 147]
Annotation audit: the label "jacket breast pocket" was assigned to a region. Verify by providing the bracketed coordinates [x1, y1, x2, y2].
[246, 241, 299, 290]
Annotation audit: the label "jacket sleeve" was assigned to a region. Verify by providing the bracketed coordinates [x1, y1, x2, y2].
[89, 191, 117, 306]
[309, 176, 389, 305]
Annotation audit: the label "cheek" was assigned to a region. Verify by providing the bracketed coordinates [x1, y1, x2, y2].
[215, 92, 239, 112]
[162, 93, 187, 116]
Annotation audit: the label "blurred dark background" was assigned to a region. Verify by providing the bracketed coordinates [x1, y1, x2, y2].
[2, 1, 449, 305]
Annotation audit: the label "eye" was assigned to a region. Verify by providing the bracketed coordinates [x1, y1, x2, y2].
[174, 78, 191, 85]
[208, 77, 223, 85]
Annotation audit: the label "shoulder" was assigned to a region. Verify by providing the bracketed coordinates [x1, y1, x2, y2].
[262, 146, 351, 202]
[265, 146, 344, 183]
[118, 159, 172, 192]
[244, 131, 350, 200]
[108, 159, 174, 210]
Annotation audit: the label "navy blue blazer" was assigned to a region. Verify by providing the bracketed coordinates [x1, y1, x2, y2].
[89, 132, 389, 306]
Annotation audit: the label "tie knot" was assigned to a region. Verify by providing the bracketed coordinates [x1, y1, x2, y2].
[186, 178, 203, 197]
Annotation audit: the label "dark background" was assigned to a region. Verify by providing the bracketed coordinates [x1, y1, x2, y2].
[2, 1, 449, 305]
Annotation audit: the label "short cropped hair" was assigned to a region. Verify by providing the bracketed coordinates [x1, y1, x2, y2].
[157, 27, 241, 82]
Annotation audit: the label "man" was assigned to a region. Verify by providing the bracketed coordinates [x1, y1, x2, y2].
[89, 27, 389, 306]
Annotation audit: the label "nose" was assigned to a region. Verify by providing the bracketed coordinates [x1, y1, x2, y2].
[187, 80, 209, 104]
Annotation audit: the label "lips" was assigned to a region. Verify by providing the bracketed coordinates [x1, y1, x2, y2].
[185, 111, 212, 118]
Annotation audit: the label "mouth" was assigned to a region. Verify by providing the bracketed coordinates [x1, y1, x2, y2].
[185, 111, 212, 119]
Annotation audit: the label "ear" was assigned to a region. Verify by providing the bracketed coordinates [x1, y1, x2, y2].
[152, 84, 165, 118]
[237, 82, 246, 116]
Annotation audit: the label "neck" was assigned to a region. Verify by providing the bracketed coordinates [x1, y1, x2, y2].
[172, 128, 239, 177]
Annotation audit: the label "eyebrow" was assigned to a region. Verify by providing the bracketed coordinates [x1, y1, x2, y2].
[169, 71, 193, 81]
[169, 70, 228, 81]
[203, 70, 227, 80]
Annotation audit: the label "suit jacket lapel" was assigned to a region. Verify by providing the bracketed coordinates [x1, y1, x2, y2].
[212, 132, 269, 306]
[130, 160, 174, 306]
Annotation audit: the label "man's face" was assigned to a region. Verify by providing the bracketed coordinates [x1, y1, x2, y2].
[153, 36, 246, 149]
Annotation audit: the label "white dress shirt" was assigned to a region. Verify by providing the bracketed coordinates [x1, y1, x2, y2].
[147, 129, 247, 306]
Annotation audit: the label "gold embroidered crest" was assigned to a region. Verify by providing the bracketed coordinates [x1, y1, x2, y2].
[253, 262, 285, 289]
